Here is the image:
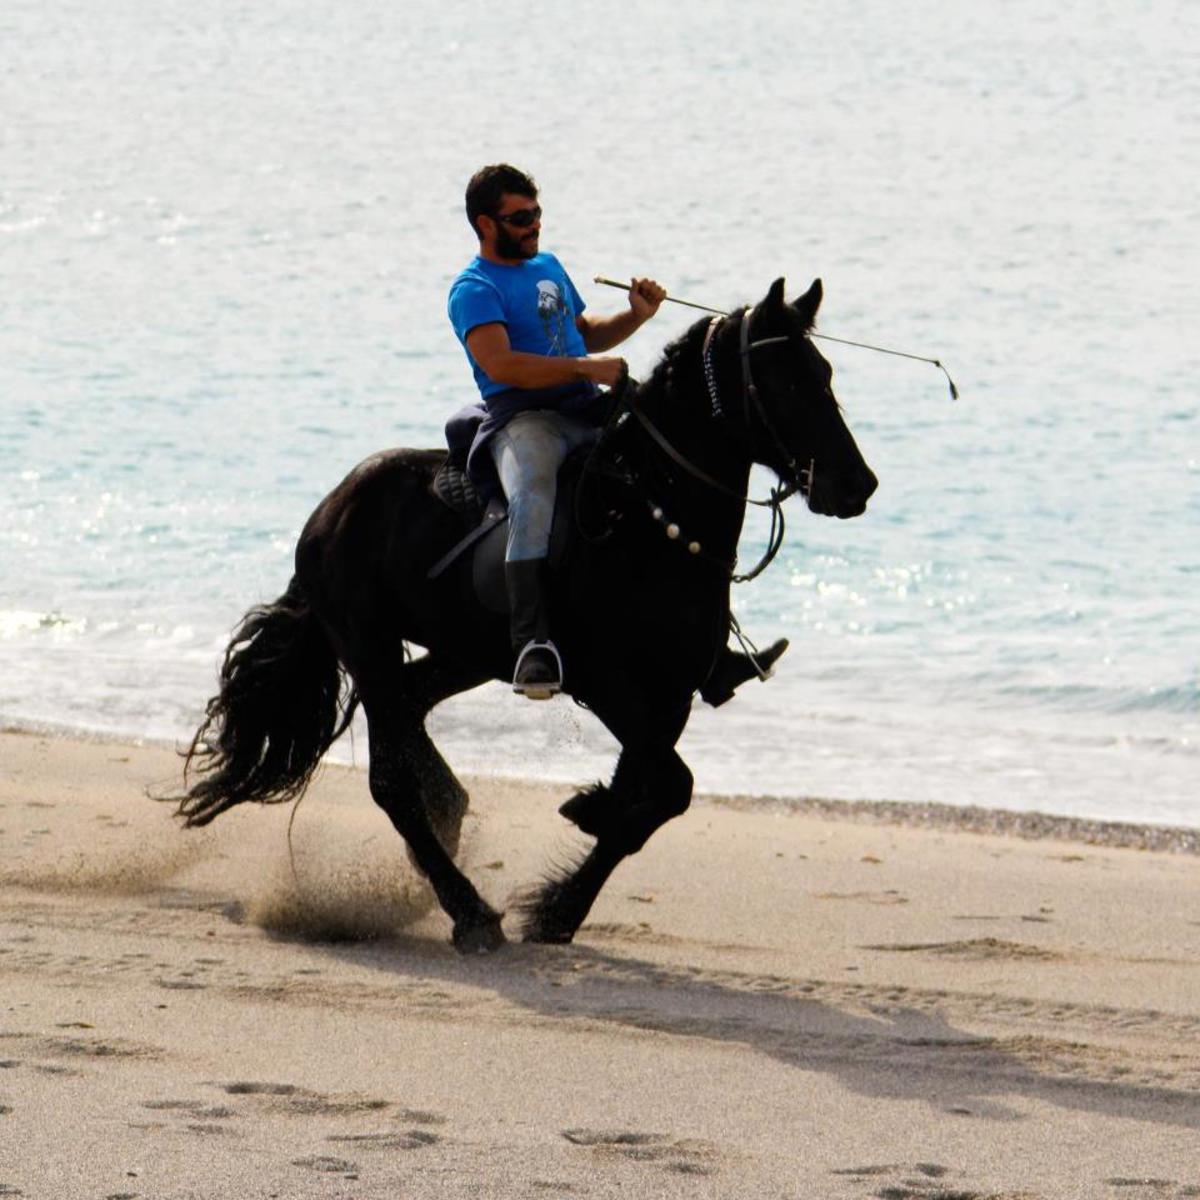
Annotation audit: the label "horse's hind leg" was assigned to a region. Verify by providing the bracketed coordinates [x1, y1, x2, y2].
[394, 654, 484, 863]
[361, 663, 503, 954]
[389, 713, 468, 874]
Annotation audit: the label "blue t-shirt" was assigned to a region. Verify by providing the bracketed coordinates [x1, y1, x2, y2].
[448, 252, 591, 402]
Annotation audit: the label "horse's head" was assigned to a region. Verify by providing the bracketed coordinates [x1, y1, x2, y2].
[739, 278, 877, 518]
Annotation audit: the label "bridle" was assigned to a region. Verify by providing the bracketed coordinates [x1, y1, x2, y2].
[635, 306, 812, 503]
[619, 304, 816, 582]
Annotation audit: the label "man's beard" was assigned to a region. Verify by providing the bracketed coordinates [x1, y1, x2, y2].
[496, 223, 538, 260]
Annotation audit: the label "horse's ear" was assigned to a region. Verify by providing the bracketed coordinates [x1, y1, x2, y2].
[792, 278, 823, 331]
[764, 277, 787, 311]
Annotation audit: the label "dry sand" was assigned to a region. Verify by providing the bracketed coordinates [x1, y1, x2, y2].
[1, 728, 1197, 1199]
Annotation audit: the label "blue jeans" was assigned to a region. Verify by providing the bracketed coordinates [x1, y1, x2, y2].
[489, 410, 599, 562]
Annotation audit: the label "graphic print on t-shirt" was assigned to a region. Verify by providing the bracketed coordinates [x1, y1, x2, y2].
[536, 279, 570, 354]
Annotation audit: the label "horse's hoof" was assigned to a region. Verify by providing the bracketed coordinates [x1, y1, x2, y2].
[452, 915, 506, 955]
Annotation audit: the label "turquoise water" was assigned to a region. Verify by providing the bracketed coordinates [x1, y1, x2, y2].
[2, 0, 1197, 824]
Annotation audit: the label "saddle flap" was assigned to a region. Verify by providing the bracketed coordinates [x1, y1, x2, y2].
[470, 477, 575, 615]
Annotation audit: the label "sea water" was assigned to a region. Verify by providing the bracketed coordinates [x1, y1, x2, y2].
[2, 0, 1197, 826]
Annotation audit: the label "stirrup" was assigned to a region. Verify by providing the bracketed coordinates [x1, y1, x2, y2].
[512, 640, 563, 700]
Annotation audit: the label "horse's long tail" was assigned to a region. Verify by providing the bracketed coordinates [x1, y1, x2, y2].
[173, 576, 358, 827]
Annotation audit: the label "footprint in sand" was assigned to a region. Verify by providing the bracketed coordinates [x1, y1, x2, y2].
[562, 1129, 666, 1147]
[221, 1081, 298, 1096]
[45, 1035, 161, 1060]
[142, 1100, 235, 1118]
[292, 1155, 357, 1175]
[862, 938, 1060, 962]
[215, 1080, 442, 1124]
[327, 1131, 439, 1150]
[391, 1107, 446, 1126]
[1104, 1181, 1184, 1192]
[562, 1128, 718, 1176]
[830, 1159, 1047, 1199]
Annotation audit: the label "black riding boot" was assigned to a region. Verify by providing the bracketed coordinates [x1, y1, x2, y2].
[700, 638, 789, 707]
[505, 558, 562, 700]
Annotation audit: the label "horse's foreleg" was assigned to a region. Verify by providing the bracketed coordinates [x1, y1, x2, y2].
[519, 745, 693, 944]
[365, 701, 503, 954]
[558, 742, 694, 851]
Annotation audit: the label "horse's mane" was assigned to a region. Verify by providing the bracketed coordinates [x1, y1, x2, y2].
[637, 316, 705, 404]
[635, 307, 752, 409]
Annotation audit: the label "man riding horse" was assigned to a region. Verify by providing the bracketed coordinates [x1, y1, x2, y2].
[173, 168, 879, 952]
[448, 164, 784, 700]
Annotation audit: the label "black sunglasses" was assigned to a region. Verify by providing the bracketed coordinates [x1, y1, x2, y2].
[493, 205, 541, 229]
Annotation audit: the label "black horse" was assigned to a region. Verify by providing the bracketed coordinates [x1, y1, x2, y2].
[173, 278, 877, 953]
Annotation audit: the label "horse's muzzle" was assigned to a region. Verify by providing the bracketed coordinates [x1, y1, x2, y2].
[807, 463, 878, 519]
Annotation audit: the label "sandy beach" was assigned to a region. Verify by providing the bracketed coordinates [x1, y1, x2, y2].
[1, 728, 1197, 1199]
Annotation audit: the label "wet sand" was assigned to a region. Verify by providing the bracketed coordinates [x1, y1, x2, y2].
[1, 729, 1198, 1199]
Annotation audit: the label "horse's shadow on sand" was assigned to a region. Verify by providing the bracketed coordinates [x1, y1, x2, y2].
[299, 926, 1200, 1134]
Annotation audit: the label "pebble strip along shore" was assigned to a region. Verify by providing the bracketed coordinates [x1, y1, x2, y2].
[704, 793, 1200, 856]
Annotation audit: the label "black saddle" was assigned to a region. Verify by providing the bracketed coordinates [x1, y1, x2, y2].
[427, 456, 579, 616]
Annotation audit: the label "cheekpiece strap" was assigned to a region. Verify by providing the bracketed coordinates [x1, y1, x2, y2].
[738, 307, 800, 485]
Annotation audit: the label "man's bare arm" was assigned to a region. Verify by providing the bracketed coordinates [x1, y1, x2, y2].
[577, 277, 667, 353]
[466, 323, 626, 390]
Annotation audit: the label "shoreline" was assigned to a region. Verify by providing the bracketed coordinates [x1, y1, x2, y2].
[5, 720, 1198, 855]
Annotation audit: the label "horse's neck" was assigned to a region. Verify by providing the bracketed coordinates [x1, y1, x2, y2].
[633, 337, 754, 556]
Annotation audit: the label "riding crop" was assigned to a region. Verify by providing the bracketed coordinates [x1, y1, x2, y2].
[593, 275, 959, 401]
